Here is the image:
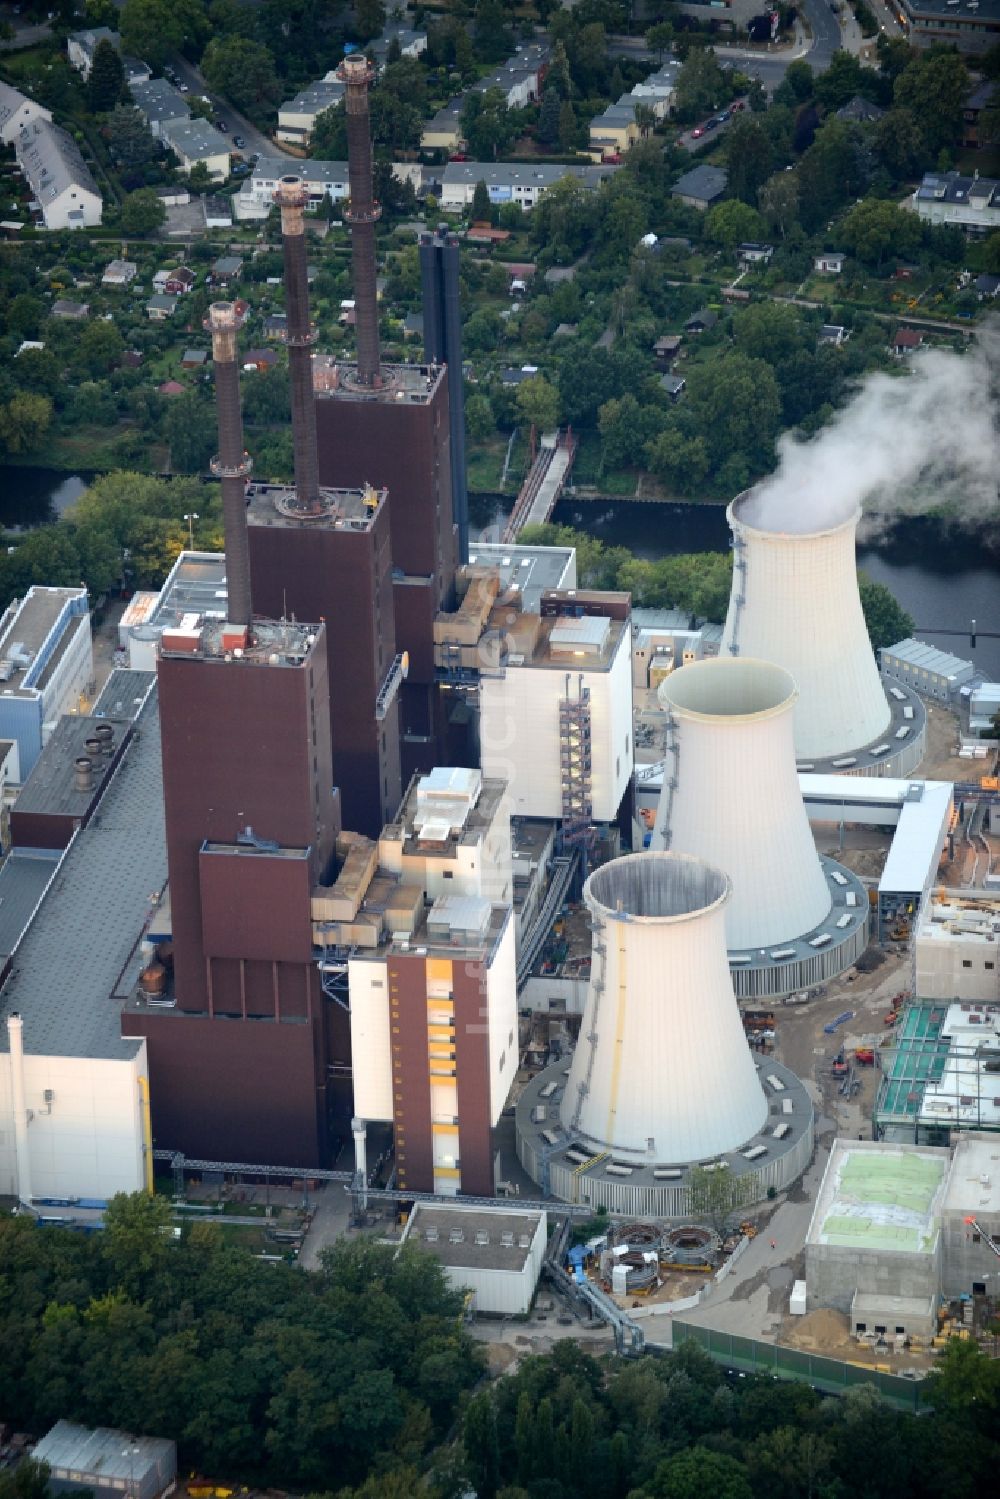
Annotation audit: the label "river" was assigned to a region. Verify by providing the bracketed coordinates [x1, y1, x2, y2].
[471, 493, 1000, 681]
[5, 471, 999, 680]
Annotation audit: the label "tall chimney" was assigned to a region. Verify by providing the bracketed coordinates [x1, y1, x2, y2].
[337, 53, 382, 387]
[420, 228, 469, 563]
[274, 176, 323, 515]
[206, 301, 253, 629]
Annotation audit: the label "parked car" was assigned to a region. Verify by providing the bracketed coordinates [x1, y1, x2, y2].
[215, 119, 229, 132]
[691, 125, 705, 138]
[233, 134, 246, 149]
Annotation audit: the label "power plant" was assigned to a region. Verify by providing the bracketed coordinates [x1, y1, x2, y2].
[722, 490, 926, 777]
[653, 658, 869, 997]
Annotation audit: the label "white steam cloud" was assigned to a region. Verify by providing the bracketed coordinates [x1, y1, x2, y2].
[739, 324, 999, 536]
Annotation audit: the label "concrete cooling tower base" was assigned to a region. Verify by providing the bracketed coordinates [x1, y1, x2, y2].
[793, 680, 927, 780]
[516, 1056, 814, 1218]
[730, 855, 870, 1001]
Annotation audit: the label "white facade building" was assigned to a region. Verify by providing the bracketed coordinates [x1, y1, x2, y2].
[378, 767, 513, 906]
[562, 853, 768, 1164]
[911, 171, 1000, 235]
[401, 1203, 546, 1315]
[915, 889, 1000, 1003]
[479, 609, 633, 823]
[161, 118, 231, 180]
[654, 659, 833, 950]
[440, 160, 616, 211]
[276, 76, 345, 146]
[15, 120, 102, 230]
[722, 490, 893, 764]
[0, 586, 94, 783]
[0, 81, 51, 146]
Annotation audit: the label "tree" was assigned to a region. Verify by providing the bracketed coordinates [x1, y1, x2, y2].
[461, 88, 516, 160]
[685, 353, 782, 473]
[312, 102, 347, 160]
[516, 375, 560, 434]
[650, 1447, 753, 1499]
[725, 116, 773, 205]
[731, 301, 803, 365]
[873, 107, 927, 179]
[687, 1163, 755, 1238]
[105, 104, 156, 168]
[538, 86, 561, 147]
[75, 320, 125, 378]
[705, 199, 764, 253]
[0, 393, 52, 454]
[465, 393, 495, 439]
[355, 0, 386, 42]
[120, 0, 206, 69]
[474, 0, 514, 63]
[471, 179, 492, 223]
[894, 49, 970, 156]
[796, 119, 867, 232]
[120, 187, 167, 235]
[841, 197, 922, 269]
[675, 46, 726, 121]
[88, 37, 125, 112]
[646, 21, 674, 60]
[758, 170, 799, 239]
[814, 49, 878, 112]
[201, 37, 280, 112]
[163, 392, 217, 474]
[774, 59, 814, 107]
[102, 1191, 175, 1288]
[858, 574, 913, 650]
[558, 99, 577, 152]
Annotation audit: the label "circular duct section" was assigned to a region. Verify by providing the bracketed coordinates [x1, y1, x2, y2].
[561, 852, 768, 1167]
[662, 655, 797, 721]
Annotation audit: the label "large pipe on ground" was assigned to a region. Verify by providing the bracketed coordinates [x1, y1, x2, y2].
[274, 175, 322, 516]
[206, 301, 253, 629]
[338, 53, 382, 388]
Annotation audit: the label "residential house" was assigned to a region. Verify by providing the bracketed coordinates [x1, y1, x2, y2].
[684, 308, 718, 334]
[130, 77, 190, 140]
[421, 99, 464, 152]
[153, 265, 196, 295]
[501, 366, 538, 386]
[660, 373, 686, 401]
[653, 334, 682, 366]
[158, 380, 185, 396]
[211, 255, 243, 284]
[204, 196, 233, 228]
[242, 349, 279, 372]
[629, 60, 681, 120]
[897, 0, 999, 55]
[738, 241, 774, 264]
[276, 76, 345, 147]
[102, 258, 138, 287]
[819, 324, 849, 346]
[15, 120, 102, 230]
[544, 266, 577, 285]
[161, 118, 231, 181]
[234, 156, 350, 220]
[264, 313, 288, 339]
[974, 272, 1000, 298]
[892, 328, 923, 356]
[671, 164, 727, 210]
[836, 95, 885, 124]
[814, 251, 846, 273]
[553, 322, 577, 338]
[146, 294, 178, 321]
[67, 27, 118, 79]
[370, 24, 428, 66]
[440, 161, 616, 211]
[51, 300, 89, 320]
[912, 170, 1000, 235]
[589, 96, 640, 157]
[0, 81, 51, 147]
[474, 42, 550, 110]
[466, 223, 512, 243]
[180, 349, 208, 370]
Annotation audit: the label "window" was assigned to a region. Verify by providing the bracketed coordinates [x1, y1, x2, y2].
[443, 870, 453, 879]
[895, 1326, 905, 1335]
[855, 1322, 866, 1333]
[986, 962, 995, 971]
[963, 960, 972, 968]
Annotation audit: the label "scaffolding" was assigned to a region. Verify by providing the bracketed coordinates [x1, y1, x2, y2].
[559, 677, 594, 855]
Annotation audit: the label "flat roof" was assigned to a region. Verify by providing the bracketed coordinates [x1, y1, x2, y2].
[246, 481, 386, 532]
[468, 542, 575, 611]
[313, 358, 446, 404]
[916, 887, 1000, 946]
[0, 689, 165, 1059]
[151, 551, 228, 630]
[0, 586, 85, 661]
[879, 781, 954, 896]
[12, 714, 129, 821]
[33, 1422, 174, 1484]
[405, 1203, 543, 1271]
[93, 668, 156, 719]
[808, 1141, 948, 1255]
[0, 850, 61, 961]
[942, 1134, 1000, 1215]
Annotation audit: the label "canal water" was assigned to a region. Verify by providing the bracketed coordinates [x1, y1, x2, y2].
[7, 472, 1000, 680]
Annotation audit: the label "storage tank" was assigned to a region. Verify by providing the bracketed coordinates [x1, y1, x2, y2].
[654, 658, 831, 950]
[561, 851, 767, 1164]
[722, 489, 890, 761]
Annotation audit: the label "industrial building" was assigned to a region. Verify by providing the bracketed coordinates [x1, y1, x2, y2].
[32, 1423, 176, 1499]
[806, 1134, 1000, 1344]
[0, 586, 93, 782]
[378, 767, 512, 906]
[517, 852, 814, 1215]
[722, 489, 927, 776]
[881, 638, 976, 703]
[653, 659, 869, 997]
[914, 888, 1000, 1004]
[9, 713, 130, 851]
[876, 997, 1000, 1143]
[401, 1203, 546, 1314]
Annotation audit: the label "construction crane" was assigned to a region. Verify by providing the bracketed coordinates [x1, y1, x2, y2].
[964, 1217, 1000, 1259]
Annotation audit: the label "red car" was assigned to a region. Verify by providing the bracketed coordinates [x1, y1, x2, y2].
[691, 125, 705, 138]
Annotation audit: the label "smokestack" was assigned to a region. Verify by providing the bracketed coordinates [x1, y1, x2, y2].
[338, 53, 382, 387]
[561, 853, 767, 1164]
[274, 175, 323, 516]
[206, 301, 253, 630]
[420, 228, 469, 563]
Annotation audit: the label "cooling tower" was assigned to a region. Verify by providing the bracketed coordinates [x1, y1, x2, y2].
[561, 852, 767, 1164]
[655, 658, 831, 951]
[722, 490, 890, 762]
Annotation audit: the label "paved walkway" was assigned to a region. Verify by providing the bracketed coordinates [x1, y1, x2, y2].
[522, 440, 573, 530]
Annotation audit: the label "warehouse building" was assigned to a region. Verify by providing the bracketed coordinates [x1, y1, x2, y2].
[32, 1422, 176, 1499]
[0, 586, 93, 783]
[881, 638, 976, 703]
[914, 888, 1000, 1004]
[401, 1203, 546, 1315]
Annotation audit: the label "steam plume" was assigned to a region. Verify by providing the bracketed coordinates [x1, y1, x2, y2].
[740, 323, 999, 536]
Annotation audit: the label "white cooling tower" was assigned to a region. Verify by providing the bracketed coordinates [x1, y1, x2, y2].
[654, 658, 831, 952]
[561, 852, 767, 1164]
[722, 490, 890, 761]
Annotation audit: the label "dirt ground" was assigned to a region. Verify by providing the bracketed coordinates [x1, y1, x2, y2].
[609, 1266, 712, 1311]
[781, 1307, 933, 1372]
[919, 699, 983, 781]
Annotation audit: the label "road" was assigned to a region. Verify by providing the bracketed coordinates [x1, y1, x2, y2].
[169, 53, 293, 162]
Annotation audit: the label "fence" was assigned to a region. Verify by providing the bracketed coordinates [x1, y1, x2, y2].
[670, 1321, 931, 1413]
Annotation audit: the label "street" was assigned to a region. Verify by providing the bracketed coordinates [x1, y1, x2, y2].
[168, 52, 293, 163]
